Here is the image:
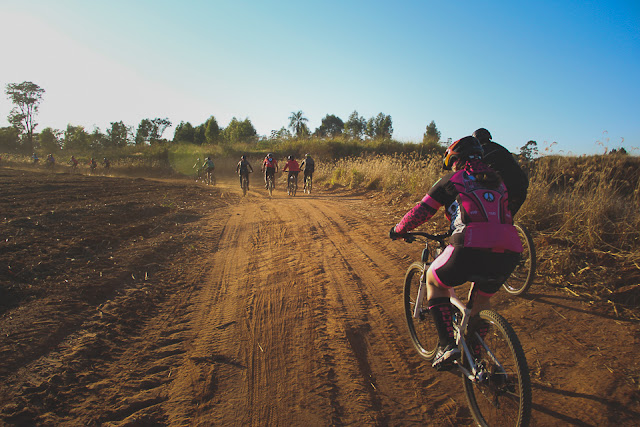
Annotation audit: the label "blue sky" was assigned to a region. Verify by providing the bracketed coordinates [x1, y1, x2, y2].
[1, 0, 638, 155]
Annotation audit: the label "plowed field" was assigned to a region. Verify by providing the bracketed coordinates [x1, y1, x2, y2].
[1, 167, 638, 426]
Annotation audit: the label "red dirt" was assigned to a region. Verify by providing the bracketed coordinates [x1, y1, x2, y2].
[1, 166, 638, 426]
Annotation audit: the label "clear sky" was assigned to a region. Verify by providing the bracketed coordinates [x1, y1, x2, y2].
[1, 0, 638, 155]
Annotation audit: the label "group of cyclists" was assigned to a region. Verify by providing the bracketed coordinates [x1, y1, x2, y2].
[232, 153, 315, 194]
[30, 152, 112, 174]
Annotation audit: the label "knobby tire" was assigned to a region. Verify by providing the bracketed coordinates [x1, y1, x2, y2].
[462, 310, 532, 427]
[502, 223, 536, 296]
[403, 262, 439, 361]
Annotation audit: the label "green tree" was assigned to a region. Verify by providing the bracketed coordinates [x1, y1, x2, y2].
[288, 111, 310, 138]
[344, 110, 366, 140]
[4, 81, 45, 152]
[62, 124, 90, 151]
[423, 120, 441, 145]
[150, 118, 171, 141]
[90, 127, 108, 149]
[204, 116, 221, 144]
[194, 123, 206, 145]
[135, 119, 153, 145]
[173, 121, 195, 143]
[365, 113, 393, 139]
[519, 140, 538, 161]
[314, 114, 344, 138]
[223, 117, 257, 144]
[107, 121, 130, 148]
[0, 126, 20, 152]
[39, 127, 62, 153]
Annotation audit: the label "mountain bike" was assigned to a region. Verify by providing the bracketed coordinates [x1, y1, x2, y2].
[304, 173, 313, 194]
[266, 173, 275, 197]
[287, 173, 297, 197]
[502, 223, 536, 296]
[403, 230, 531, 427]
[204, 169, 216, 186]
[241, 173, 250, 196]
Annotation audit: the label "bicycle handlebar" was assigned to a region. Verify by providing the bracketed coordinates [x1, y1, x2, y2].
[402, 230, 452, 243]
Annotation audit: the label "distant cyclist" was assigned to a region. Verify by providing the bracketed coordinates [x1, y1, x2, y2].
[46, 153, 55, 167]
[69, 156, 79, 169]
[236, 155, 254, 190]
[89, 158, 97, 173]
[202, 157, 215, 184]
[262, 153, 279, 189]
[283, 155, 301, 188]
[32, 153, 39, 164]
[473, 128, 529, 215]
[103, 157, 111, 169]
[300, 153, 315, 192]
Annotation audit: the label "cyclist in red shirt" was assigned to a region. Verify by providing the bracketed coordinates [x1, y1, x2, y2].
[283, 155, 301, 188]
[262, 153, 279, 189]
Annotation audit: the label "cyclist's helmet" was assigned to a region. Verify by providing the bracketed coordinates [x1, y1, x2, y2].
[241, 155, 246, 160]
[443, 136, 484, 170]
[305, 153, 310, 157]
[267, 153, 273, 158]
[472, 128, 492, 144]
[287, 155, 294, 160]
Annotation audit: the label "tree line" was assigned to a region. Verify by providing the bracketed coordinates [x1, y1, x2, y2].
[2, 81, 559, 162]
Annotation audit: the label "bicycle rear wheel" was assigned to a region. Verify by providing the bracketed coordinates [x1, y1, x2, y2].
[305, 175, 312, 194]
[503, 223, 536, 296]
[462, 310, 532, 427]
[403, 262, 439, 361]
[242, 176, 248, 196]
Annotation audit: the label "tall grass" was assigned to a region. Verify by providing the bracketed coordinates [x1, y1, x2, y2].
[315, 153, 640, 316]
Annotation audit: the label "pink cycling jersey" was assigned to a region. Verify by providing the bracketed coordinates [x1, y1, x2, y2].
[395, 161, 522, 253]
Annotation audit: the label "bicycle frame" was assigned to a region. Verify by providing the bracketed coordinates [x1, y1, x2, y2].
[409, 232, 505, 384]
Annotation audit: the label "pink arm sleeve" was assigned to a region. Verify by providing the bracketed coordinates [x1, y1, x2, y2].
[394, 195, 442, 234]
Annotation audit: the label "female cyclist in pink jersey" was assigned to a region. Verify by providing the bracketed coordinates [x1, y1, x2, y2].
[390, 136, 523, 370]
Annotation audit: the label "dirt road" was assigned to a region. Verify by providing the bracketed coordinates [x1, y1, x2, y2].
[1, 168, 638, 426]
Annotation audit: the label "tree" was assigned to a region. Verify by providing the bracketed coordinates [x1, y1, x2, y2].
[39, 127, 62, 153]
[90, 127, 108, 149]
[223, 117, 257, 144]
[135, 119, 153, 145]
[4, 81, 45, 152]
[107, 121, 130, 148]
[288, 110, 310, 138]
[314, 114, 344, 138]
[194, 123, 206, 145]
[0, 127, 20, 152]
[150, 118, 171, 140]
[519, 140, 538, 161]
[365, 113, 393, 139]
[173, 121, 195, 143]
[62, 125, 90, 151]
[344, 110, 366, 140]
[423, 121, 441, 145]
[204, 116, 220, 144]
[136, 118, 172, 145]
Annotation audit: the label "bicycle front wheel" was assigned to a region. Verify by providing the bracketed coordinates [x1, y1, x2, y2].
[503, 223, 536, 296]
[462, 310, 532, 427]
[403, 262, 439, 361]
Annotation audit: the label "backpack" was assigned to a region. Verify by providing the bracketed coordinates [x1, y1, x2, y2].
[449, 171, 522, 252]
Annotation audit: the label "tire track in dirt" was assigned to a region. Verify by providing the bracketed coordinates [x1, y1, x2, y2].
[170, 185, 470, 426]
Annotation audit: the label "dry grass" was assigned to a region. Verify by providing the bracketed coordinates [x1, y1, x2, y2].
[316, 153, 640, 319]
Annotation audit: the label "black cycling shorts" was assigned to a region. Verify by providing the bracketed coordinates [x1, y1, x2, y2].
[430, 246, 520, 295]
